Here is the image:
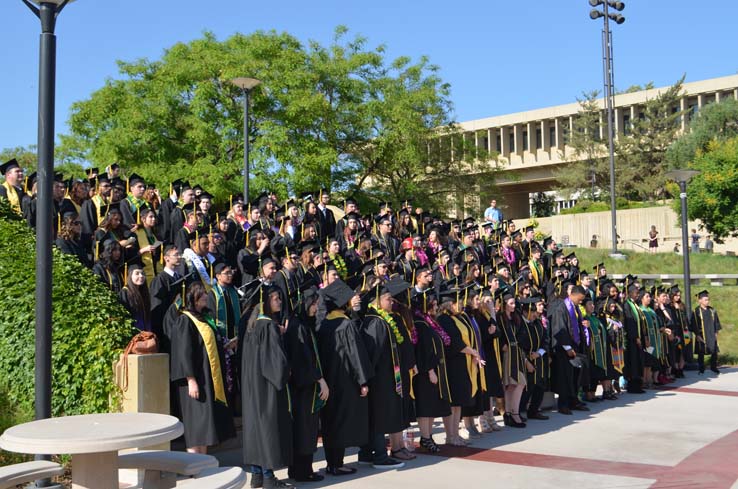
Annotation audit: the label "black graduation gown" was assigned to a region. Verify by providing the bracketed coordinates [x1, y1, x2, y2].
[315, 311, 372, 448]
[92, 262, 123, 294]
[273, 269, 298, 323]
[373, 233, 400, 261]
[237, 248, 263, 287]
[413, 318, 451, 418]
[158, 196, 177, 244]
[547, 300, 578, 398]
[438, 313, 474, 407]
[690, 307, 721, 355]
[623, 299, 646, 381]
[241, 316, 292, 469]
[395, 311, 417, 425]
[120, 198, 150, 228]
[170, 313, 235, 448]
[150, 271, 183, 348]
[362, 314, 407, 435]
[480, 312, 505, 398]
[284, 317, 322, 456]
[498, 311, 527, 386]
[520, 317, 549, 388]
[317, 206, 336, 243]
[169, 206, 187, 244]
[55, 237, 93, 269]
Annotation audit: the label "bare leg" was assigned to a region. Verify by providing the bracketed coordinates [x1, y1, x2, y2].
[389, 432, 403, 452]
[418, 417, 432, 439]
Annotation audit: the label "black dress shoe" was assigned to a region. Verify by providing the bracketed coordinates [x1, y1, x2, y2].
[326, 467, 357, 476]
[293, 472, 325, 482]
[711, 368, 720, 375]
[559, 407, 573, 415]
[572, 404, 590, 412]
[527, 411, 550, 420]
[508, 413, 527, 428]
[503, 412, 512, 426]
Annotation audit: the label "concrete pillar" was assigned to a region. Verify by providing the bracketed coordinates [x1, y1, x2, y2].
[542, 120, 551, 152]
[500, 126, 510, 157]
[697, 93, 704, 109]
[555, 118, 563, 150]
[680, 97, 688, 131]
[514, 124, 524, 156]
[527, 121, 536, 157]
[614, 107, 622, 137]
[715, 91, 721, 103]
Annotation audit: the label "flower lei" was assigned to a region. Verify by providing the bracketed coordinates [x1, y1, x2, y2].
[330, 253, 348, 279]
[414, 310, 451, 346]
[370, 304, 404, 345]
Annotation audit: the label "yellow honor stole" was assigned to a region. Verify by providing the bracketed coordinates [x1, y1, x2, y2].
[2, 181, 21, 214]
[182, 311, 227, 405]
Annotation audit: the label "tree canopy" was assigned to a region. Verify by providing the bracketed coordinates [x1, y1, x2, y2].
[59, 27, 472, 212]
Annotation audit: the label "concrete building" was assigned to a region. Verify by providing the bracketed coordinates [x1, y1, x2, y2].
[451, 74, 738, 219]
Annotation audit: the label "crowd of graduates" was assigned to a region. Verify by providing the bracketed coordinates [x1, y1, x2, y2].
[0, 158, 724, 489]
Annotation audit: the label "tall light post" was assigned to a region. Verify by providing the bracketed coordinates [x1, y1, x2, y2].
[230, 77, 261, 200]
[665, 169, 700, 318]
[22, 1, 73, 486]
[589, 0, 625, 258]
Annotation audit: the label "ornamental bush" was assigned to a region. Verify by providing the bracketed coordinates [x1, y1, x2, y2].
[0, 199, 136, 417]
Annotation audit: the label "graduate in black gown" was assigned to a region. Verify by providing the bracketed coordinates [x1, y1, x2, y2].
[169, 282, 235, 454]
[55, 211, 93, 269]
[284, 287, 329, 483]
[622, 284, 647, 393]
[437, 286, 485, 446]
[518, 296, 551, 421]
[150, 245, 186, 350]
[241, 286, 294, 488]
[358, 280, 409, 468]
[314, 279, 372, 476]
[690, 290, 722, 374]
[411, 290, 451, 453]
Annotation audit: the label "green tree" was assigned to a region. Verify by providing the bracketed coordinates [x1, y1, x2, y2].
[666, 97, 738, 169]
[555, 91, 608, 201]
[683, 136, 738, 239]
[0, 146, 37, 172]
[59, 28, 459, 208]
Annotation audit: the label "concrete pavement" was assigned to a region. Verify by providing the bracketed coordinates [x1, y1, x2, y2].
[214, 367, 738, 489]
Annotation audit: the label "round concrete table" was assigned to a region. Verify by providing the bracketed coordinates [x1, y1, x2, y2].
[0, 412, 183, 489]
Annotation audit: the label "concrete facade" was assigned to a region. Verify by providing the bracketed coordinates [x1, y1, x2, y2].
[451, 74, 738, 219]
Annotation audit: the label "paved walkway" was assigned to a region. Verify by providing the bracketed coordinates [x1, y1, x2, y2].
[214, 367, 738, 488]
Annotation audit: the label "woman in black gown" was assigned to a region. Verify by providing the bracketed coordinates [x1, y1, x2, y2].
[412, 291, 451, 452]
[169, 282, 235, 454]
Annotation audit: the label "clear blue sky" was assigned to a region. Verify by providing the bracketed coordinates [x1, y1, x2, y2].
[2, 0, 737, 151]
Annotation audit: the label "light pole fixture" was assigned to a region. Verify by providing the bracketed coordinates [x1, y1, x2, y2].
[230, 77, 261, 201]
[665, 169, 700, 317]
[589, 0, 625, 259]
[21, 2, 74, 486]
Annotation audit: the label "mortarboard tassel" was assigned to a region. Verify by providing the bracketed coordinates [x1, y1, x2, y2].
[124, 263, 128, 287]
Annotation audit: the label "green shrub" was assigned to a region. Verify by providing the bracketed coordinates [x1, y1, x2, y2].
[0, 199, 136, 418]
[559, 199, 657, 215]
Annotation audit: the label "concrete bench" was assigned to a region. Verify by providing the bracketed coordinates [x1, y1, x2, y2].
[177, 467, 247, 489]
[118, 450, 219, 489]
[0, 460, 63, 489]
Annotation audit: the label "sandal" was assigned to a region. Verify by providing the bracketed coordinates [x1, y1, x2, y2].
[419, 436, 441, 453]
[391, 448, 416, 460]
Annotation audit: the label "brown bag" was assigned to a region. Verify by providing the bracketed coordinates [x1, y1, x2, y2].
[120, 331, 159, 391]
[124, 331, 159, 355]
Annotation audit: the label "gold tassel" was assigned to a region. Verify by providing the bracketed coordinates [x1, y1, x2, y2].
[124, 263, 128, 287]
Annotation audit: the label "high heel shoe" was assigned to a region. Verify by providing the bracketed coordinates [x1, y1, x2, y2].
[419, 436, 441, 453]
[508, 412, 527, 428]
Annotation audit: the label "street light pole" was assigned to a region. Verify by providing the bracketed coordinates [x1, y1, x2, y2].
[22, 1, 73, 486]
[230, 77, 262, 200]
[665, 169, 700, 319]
[590, 0, 625, 258]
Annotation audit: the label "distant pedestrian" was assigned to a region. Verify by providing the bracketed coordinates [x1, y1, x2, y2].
[648, 225, 659, 254]
[673, 242, 680, 254]
[690, 229, 701, 253]
[704, 235, 714, 253]
[484, 199, 503, 230]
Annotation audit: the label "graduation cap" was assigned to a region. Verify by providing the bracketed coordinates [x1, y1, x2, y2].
[565, 252, 577, 261]
[230, 194, 244, 206]
[378, 201, 392, 210]
[593, 262, 605, 271]
[301, 192, 314, 203]
[669, 285, 681, 296]
[531, 243, 543, 254]
[53, 172, 64, 183]
[85, 167, 99, 177]
[319, 279, 356, 309]
[511, 230, 522, 239]
[128, 172, 145, 187]
[24, 171, 37, 192]
[97, 173, 111, 184]
[299, 240, 320, 255]
[260, 255, 278, 269]
[462, 226, 476, 237]
[524, 226, 535, 234]
[553, 250, 564, 259]
[519, 295, 544, 313]
[542, 236, 554, 248]
[386, 276, 411, 300]
[198, 191, 214, 201]
[192, 184, 204, 194]
[696, 289, 709, 299]
[0, 159, 20, 176]
[111, 178, 126, 190]
[99, 202, 121, 216]
[375, 214, 392, 225]
[345, 211, 361, 222]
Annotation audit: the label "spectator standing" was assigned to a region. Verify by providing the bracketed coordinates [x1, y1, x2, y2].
[690, 229, 701, 253]
[648, 225, 659, 254]
[704, 235, 714, 253]
[483, 199, 503, 230]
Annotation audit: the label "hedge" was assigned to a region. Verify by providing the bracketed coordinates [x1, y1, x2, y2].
[0, 199, 136, 417]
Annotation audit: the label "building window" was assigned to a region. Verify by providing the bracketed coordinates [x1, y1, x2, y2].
[482, 136, 489, 152]
[496, 134, 501, 153]
[549, 125, 556, 147]
[623, 114, 631, 135]
[536, 128, 542, 149]
[522, 130, 528, 151]
[509, 132, 515, 153]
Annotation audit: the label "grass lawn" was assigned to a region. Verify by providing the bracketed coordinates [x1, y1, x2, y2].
[568, 248, 738, 365]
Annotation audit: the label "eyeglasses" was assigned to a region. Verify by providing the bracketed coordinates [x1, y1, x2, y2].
[219, 270, 234, 275]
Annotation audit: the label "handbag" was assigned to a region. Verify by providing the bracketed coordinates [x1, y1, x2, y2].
[120, 331, 159, 391]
